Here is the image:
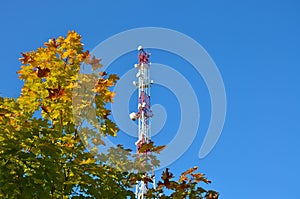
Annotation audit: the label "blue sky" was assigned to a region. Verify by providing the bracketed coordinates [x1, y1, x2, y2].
[1, 0, 300, 198]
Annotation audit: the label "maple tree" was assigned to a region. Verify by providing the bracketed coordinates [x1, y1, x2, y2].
[146, 167, 219, 199]
[0, 31, 219, 198]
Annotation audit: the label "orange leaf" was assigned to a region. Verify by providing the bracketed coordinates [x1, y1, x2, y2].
[181, 166, 198, 176]
[19, 52, 35, 64]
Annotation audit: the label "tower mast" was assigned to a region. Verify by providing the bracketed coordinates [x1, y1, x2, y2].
[130, 46, 155, 199]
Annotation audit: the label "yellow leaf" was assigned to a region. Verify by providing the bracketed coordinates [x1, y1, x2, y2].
[79, 158, 95, 165]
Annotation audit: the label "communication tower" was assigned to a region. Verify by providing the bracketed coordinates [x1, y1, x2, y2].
[129, 46, 155, 199]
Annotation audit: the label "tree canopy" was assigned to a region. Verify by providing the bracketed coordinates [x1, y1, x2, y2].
[0, 31, 219, 199]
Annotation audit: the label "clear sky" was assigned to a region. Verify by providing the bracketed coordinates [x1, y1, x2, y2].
[1, 0, 300, 198]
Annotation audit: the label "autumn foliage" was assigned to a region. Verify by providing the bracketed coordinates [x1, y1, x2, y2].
[0, 31, 219, 198]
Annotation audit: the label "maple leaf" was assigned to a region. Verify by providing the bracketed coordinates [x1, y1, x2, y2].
[88, 55, 102, 71]
[80, 50, 90, 61]
[179, 175, 189, 183]
[152, 145, 166, 154]
[161, 168, 174, 187]
[44, 38, 59, 49]
[36, 66, 50, 78]
[138, 141, 166, 154]
[108, 74, 119, 83]
[181, 166, 198, 176]
[90, 56, 101, 65]
[142, 176, 153, 183]
[19, 52, 35, 64]
[201, 177, 212, 184]
[46, 85, 65, 100]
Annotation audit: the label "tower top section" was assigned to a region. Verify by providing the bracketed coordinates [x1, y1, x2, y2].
[137, 45, 150, 64]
